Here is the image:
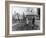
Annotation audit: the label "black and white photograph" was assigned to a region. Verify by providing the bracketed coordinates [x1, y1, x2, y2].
[12, 6, 40, 31]
[10, 4, 42, 31]
[9, 3, 43, 34]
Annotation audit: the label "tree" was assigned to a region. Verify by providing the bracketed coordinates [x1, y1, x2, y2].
[23, 12, 26, 21]
[16, 13, 20, 21]
[37, 8, 40, 20]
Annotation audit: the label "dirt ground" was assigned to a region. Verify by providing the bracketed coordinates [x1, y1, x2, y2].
[12, 20, 40, 31]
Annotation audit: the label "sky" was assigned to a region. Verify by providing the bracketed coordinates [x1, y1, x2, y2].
[12, 6, 38, 15]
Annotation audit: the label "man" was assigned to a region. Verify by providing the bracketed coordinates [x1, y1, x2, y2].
[26, 18, 29, 24]
[32, 16, 35, 30]
[32, 16, 35, 25]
